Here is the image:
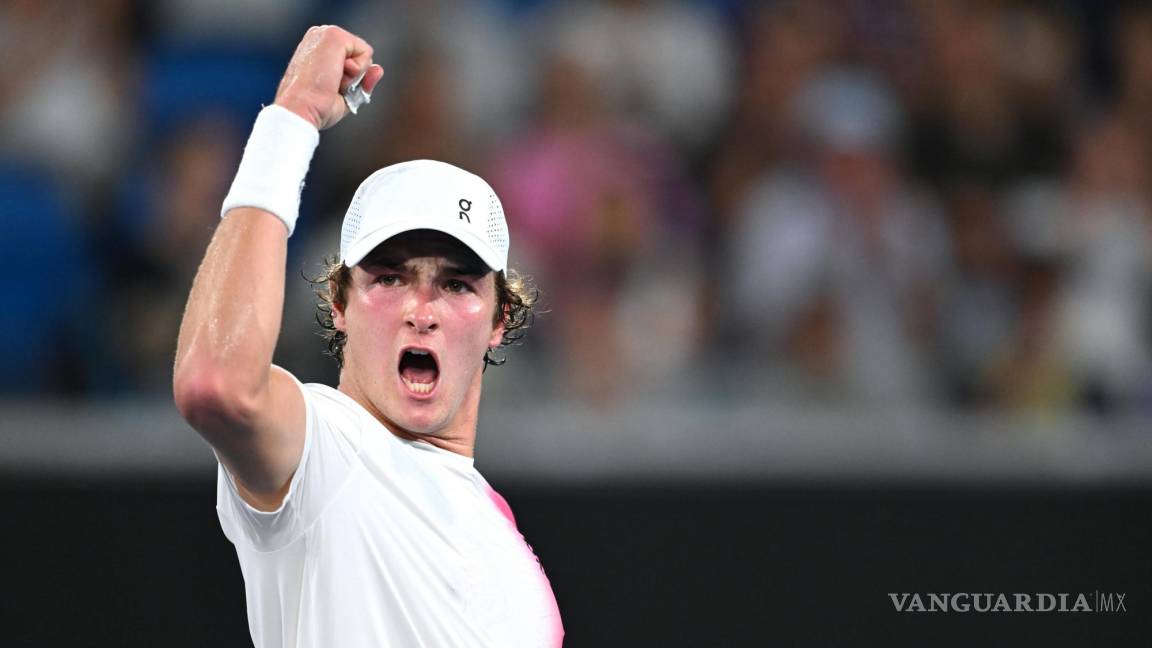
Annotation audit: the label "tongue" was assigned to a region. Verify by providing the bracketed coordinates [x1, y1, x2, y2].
[400, 354, 438, 384]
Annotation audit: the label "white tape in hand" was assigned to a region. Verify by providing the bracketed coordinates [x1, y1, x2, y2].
[343, 65, 371, 115]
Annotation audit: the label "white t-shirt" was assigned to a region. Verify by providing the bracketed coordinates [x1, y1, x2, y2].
[216, 380, 564, 647]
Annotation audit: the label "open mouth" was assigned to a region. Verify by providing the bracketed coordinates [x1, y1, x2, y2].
[398, 348, 439, 395]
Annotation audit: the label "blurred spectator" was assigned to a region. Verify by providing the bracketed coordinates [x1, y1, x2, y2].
[0, 0, 134, 201]
[487, 52, 703, 403]
[933, 182, 1017, 407]
[1054, 117, 1152, 413]
[708, 1, 843, 224]
[834, 0, 928, 102]
[945, 114, 1152, 416]
[720, 69, 949, 404]
[539, 0, 735, 154]
[1113, 4, 1152, 188]
[987, 181, 1075, 414]
[363, 47, 471, 170]
[1000, 1, 1083, 123]
[909, 0, 1074, 188]
[703, 1, 843, 344]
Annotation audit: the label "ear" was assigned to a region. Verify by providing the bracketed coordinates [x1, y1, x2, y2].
[488, 303, 506, 348]
[330, 281, 347, 332]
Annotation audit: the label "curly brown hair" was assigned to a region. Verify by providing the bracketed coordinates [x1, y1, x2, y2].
[311, 256, 537, 370]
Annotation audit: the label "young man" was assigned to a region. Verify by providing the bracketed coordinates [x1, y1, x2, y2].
[173, 26, 562, 647]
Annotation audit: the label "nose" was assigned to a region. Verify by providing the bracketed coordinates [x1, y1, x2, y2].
[404, 291, 439, 334]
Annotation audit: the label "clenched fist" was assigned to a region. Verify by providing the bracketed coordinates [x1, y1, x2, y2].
[274, 25, 384, 130]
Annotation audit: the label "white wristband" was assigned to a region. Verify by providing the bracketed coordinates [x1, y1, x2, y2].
[221, 104, 320, 236]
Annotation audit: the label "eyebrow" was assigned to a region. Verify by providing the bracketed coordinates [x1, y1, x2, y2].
[442, 263, 488, 278]
[361, 256, 405, 270]
[363, 258, 488, 277]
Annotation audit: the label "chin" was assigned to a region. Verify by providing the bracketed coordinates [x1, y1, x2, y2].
[389, 401, 448, 437]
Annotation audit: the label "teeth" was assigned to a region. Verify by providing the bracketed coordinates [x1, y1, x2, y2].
[407, 349, 430, 356]
[401, 376, 435, 394]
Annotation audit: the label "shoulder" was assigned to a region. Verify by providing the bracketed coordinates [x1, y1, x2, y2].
[300, 382, 370, 447]
[303, 382, 360, 415]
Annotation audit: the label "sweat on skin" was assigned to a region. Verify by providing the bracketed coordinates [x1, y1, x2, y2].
[333, 230, 505, 457]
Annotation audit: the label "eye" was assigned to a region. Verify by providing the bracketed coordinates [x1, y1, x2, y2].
[376, 274, 401, 287]
[444, 278, 471, 294]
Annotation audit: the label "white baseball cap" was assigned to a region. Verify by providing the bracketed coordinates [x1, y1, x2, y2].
[340, 160, 510, 272]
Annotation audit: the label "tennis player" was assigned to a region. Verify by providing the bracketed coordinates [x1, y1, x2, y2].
[173, 25, 563, 646]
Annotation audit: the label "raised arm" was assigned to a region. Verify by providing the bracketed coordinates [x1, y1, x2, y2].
[173, 26, 382, 510]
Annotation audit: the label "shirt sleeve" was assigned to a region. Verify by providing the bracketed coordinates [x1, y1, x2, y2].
[215, 371, 365, 552]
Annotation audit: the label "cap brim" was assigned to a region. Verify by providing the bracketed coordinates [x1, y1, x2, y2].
[342, 221, 505, 272]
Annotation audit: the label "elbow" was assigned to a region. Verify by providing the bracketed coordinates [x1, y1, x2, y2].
[173, 364, 262, 432]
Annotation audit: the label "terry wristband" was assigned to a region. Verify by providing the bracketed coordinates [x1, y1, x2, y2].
[221, 104, 320, 236]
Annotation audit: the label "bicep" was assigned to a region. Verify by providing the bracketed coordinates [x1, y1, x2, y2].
[206, 366, 306, 511]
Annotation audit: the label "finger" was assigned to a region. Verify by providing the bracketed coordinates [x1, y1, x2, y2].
[341, 58, 364, 91]
[343, 31, 375, 57]
[348, 53, 373, 86]
[343, 58, 362, 79]
[343, 33, 374, 64]
[361, 64, 384, 95]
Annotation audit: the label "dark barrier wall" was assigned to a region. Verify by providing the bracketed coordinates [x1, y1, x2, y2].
[3, 478, 1149, 647]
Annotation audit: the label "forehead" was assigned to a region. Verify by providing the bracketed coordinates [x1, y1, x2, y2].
[359, 230, 489, 272]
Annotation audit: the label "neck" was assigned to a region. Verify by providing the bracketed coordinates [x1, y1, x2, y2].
[336, 371, 482, 458]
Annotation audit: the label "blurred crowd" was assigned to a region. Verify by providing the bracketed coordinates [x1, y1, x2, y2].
[3, 0, 1152, 418]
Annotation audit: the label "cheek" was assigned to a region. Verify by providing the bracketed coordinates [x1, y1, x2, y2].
[343, 300, 392, 359]
[453, 299, 500, 353]
[461, 299, 487, 318]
